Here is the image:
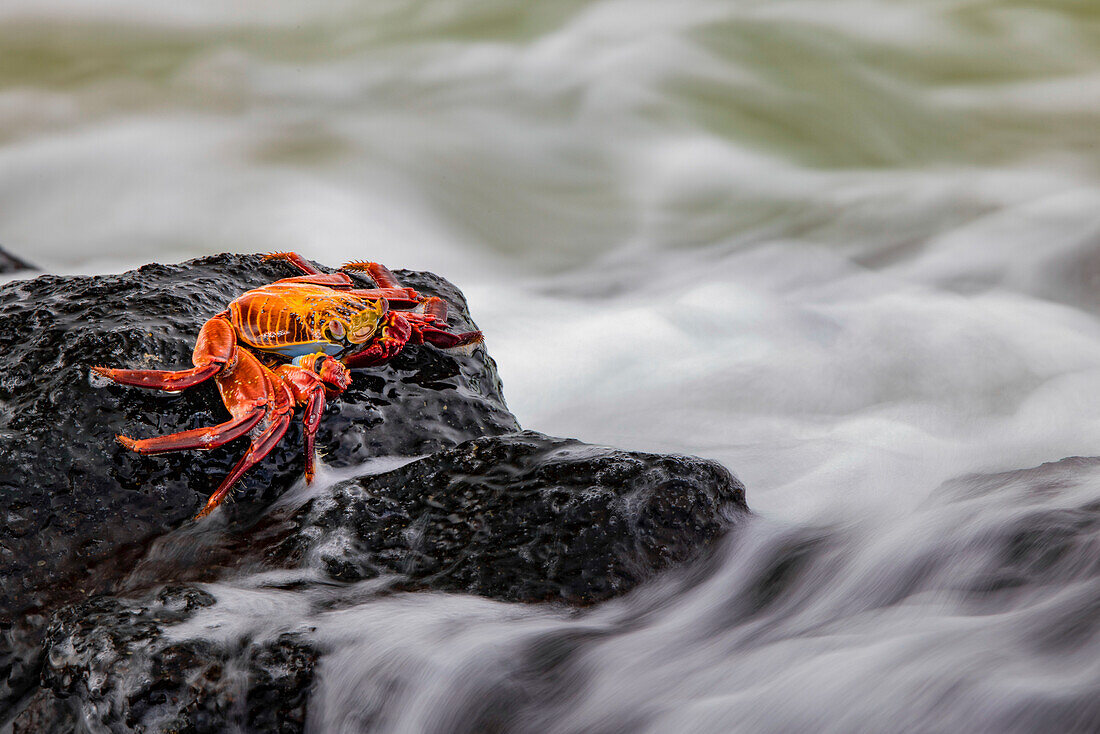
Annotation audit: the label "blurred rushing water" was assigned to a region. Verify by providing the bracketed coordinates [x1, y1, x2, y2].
[5, 0, 1100, 731]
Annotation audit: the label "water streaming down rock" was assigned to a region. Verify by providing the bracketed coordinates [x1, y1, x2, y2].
[22, 587, 316, 734]
[0, 255, 746, 731]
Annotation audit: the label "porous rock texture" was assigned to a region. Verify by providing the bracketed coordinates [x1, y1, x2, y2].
[0, 253, 517, 715]
[15, 586, 315, 734]
[0, 254, 748, 731]
[276, 430, 747, 605]
[11, 434, 747, 732]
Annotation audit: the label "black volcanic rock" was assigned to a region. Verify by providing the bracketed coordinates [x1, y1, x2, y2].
[274, 431, 748, 604]
[0, 253, 517, 709]
[12, 431, 746, 732]
[0, 245, 33, 274]
[0, 254, 749, 730]
[14, 586, 316, 734]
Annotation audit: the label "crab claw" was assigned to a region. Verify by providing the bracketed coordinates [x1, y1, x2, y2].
[318, 355, 352, 392]
[274, 355, 349, 487]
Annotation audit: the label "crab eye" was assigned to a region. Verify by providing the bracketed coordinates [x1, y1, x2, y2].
[324, 319, 348, 341]
[348, 301, 385, 343]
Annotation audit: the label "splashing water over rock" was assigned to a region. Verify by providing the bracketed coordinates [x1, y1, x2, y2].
[0, 255, 746, 729]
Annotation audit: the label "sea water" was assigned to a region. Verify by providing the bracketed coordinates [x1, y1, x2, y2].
[3, 1, 1100, 731]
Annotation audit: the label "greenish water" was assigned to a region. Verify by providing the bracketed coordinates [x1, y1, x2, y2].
[2, 0, 1099, 270]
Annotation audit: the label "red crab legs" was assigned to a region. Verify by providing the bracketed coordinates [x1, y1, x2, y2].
[94, 253, 482, 520]
[267, 251, 423, 306]
[93, 317, 237, 392]
[274, 354, 352, 487]
[111, 347, 350, 519]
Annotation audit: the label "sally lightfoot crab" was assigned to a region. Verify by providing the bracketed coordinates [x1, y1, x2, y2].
[93, 253, 483, 519]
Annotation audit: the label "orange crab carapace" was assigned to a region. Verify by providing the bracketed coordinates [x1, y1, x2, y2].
[93, 252, 482, 519]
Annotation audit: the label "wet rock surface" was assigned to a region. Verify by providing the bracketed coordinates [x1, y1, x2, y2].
[8, 430, 747, 732]
[0, 253, 515, 613]
[0, 253, 516, 713]
[13, 586, 316, 734]
[274, 431, 748, 604]
[0, 255, 748, 731]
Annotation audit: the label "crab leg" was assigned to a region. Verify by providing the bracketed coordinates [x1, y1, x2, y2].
[416, 296, 448, 323]
[93, 316, 236, 391]
[419, 327, 484, 352]
[266, 253, 420, 297]
[114, 345, 271, 450]
[274, 272, 421, 305]
[275, 357, 350, 484]
[274, 273, 355, 288]
[346, 290, 419, 309]
[193, 354, 296, 519]
[300, 388, 325, 483]
[263, 252, 323, 275]
[265, 253, 422, 304]
[194, 410, 291, 519]
[400, 309, 448, 330]
[402, 309, 482, 350]
[116, 411, 263, 454]
[342, 261, 424, 306]
[393, 309, 483, 351]
[110, 343, 295, 520]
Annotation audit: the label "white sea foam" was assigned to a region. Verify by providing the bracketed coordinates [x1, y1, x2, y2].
[4, 0, 1100, 730]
